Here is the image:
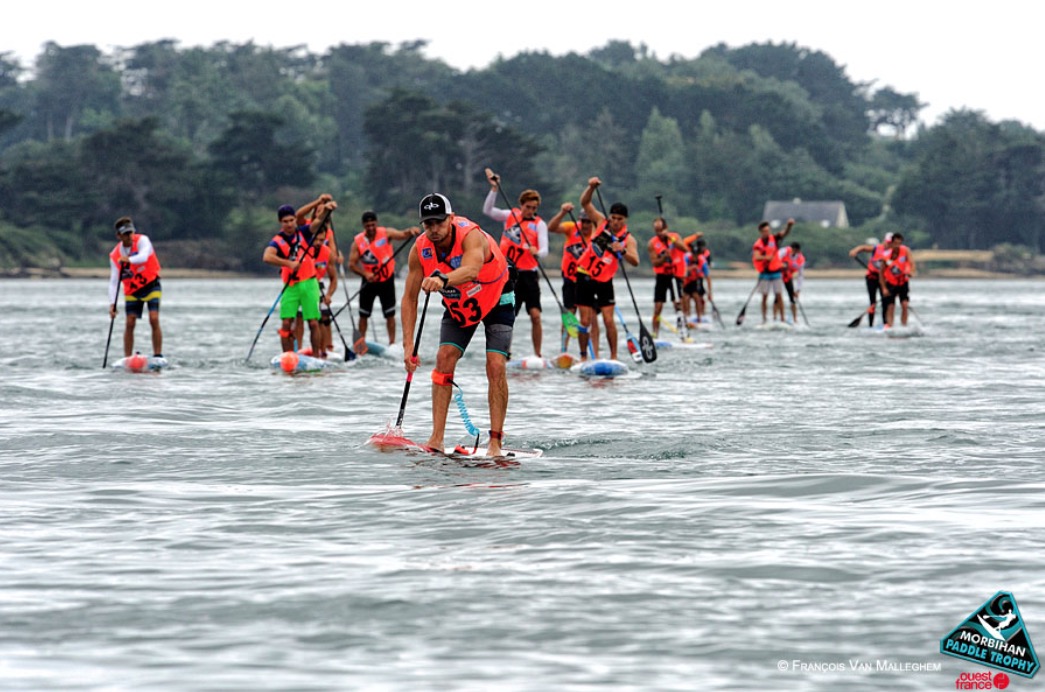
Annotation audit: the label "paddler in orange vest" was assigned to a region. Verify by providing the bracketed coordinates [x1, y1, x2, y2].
[348, 210, 420, 345]
[879, 232, 916, 327]
[401, 193, 514, 457]
[483, 168, 549, 358]
[683, 238, 713, 325]
[107, 216, 163, 359]
[547, 202, 599, 353]
[262, 202, 331, 355]
[752, 218, 794, 324]
[576, 177, 639, 361]
[647, 216, 689, 337]
[849, 232, 893, 327]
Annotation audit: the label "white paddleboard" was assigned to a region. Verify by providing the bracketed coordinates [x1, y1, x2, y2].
[112, 354, 168, 372]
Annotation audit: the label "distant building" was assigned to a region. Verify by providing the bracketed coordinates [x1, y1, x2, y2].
[762, 199, 849, 229]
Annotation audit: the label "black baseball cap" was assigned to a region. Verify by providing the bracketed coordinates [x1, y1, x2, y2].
[419, 193, 452, 222]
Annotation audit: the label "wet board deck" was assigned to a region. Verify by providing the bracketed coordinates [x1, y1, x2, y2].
[366, 432, 542, 459]
[112, 354, 168, 372]
[270, 351, 343, 374]
[571, 359, 630, 378]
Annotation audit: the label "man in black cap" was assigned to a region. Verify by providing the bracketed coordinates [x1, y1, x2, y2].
[107, 215, 163, 359]
[400, 192, 514, 456]
[347, 210, 420, 346]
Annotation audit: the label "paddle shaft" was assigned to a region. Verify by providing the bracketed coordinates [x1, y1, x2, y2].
[102, 289, 120, 369]
[325, 297, 355, 361]
[396, 290, 431, 428]
[331, 237, 414, 320]
[594, 186, 656, 362]
[335, 263, 366, 353]
[735, 280, 761, 326]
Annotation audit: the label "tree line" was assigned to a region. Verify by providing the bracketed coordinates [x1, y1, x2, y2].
[1, 38, 1043, 274]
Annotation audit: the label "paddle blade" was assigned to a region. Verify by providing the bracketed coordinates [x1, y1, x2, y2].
[626, 336, 642, 363]
[657, 315, 678, 334]
[638, 324, 658, 363]
[847, 314, 863, 328]
[561, 310, 582, 338]
[367, 423, 415, 451]
[735, 306, 748, 326]
[711, 304, 725, 329]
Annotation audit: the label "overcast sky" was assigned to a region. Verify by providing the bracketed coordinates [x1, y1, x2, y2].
[6, 0, 1041, 131]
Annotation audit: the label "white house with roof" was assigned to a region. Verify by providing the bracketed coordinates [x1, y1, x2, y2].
[762, 199, 849, 228]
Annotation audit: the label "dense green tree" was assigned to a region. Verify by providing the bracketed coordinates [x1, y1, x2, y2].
[207, 110, 315, 201]
[634, 107, 690, 214]
[893, 110, 1045, 250]
[868, 87, 925, 139]
[0, 140, 98, 237]
[79, 117, 211, 239]
[33, 43, 121, 141]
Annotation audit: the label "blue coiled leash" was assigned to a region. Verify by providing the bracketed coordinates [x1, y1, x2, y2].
[450, 379, 482, 452]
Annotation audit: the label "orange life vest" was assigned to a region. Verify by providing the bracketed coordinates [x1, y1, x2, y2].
[650, 233, 685, 277]
[110, 234, 161, 294]
[270, 230, 317, 285]
[576, 222, 629, 282]
[752, 235, 784, 273]
[866, 243, 890, 278]
[685, 252, 708, 284]
[499, 212, 541, 271]
[415, 216, 508, 327]
[780, 247, 804, 281]
[882, 246, 912, 286]
[560, 223, 588, 281]
[354, 228, 396, 282]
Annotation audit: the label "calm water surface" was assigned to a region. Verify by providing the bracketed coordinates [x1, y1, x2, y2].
[1, 277, 1043, 691]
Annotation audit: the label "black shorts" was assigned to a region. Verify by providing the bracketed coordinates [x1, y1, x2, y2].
[514, 270, 542, 315]
[562, 277, 577, 311]
[575, 276, 615, 309]
[683, 278, 705, 297]
[882, 282, 910, 306]
[439, 301, 516, 357]
[125, 279, 161, 318]
[359, 279, 396, 318]
[653, 274, 679, 303]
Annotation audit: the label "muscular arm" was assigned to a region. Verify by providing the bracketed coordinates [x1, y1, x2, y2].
[446, 228, 488, 285]
[622, 234, 640, 267]
[547, 204, 572, 234]
[347, 242, 365, 279]
[579, 178, 604, 227]
[386, 226, 420, 241]
[263, 245, 293, 269]
[400, 246, 424, 367]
